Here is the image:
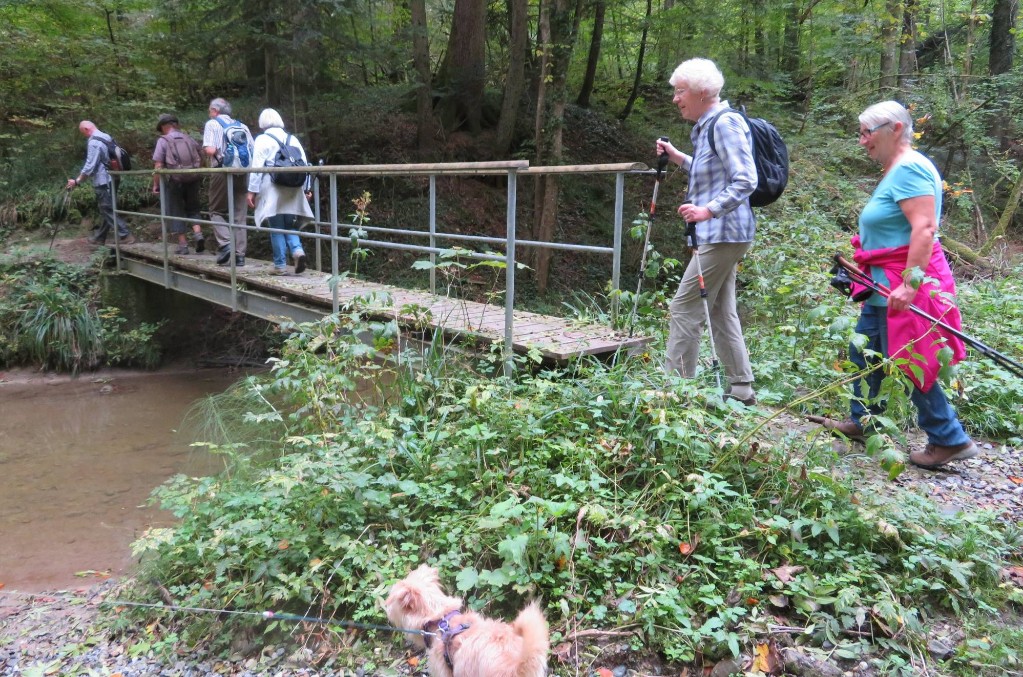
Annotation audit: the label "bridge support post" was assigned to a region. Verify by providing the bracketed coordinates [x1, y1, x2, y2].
[429, 174, 437, 295]
[330, 173, 339, 315]
[158, 173, 170, 288]
[313, 169, 322, 272]
[504, 167, 518, 377]
[226, 174, 238, 312]
[611, 171, 625, 316]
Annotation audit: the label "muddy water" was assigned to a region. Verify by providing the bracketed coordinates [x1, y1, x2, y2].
[0, 370, 245, 592]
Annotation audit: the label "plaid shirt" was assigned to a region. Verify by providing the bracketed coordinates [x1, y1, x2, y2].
[680, 101, 757, 244]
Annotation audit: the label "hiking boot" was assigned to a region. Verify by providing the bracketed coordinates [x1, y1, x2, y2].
[806, 415, 866, 443]
[723, 393, 757, 406]
[294, 253, 307, 274]
[119, 234, 137, 245]
[270, 267, 288, 276]
[85, 236, 104, 246]
[235, 255, 245, 266]
[216, 247, 231, 265]
[909, 441, 979, 469]
[175, 245, 190, 255]
[194, 233, 205, 253]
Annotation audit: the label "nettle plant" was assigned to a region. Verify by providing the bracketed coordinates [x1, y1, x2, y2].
[133, 311, 1020, 668]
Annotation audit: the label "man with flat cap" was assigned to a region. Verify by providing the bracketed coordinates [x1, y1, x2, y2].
[152, 113, 205, 254]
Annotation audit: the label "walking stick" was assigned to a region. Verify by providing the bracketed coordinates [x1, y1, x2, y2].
[833, 253, 1023, 379]
[687, 214, 723, 390]
[628, 137, 670, 337]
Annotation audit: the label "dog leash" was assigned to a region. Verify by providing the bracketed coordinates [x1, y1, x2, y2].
[0, 589, 435, 638]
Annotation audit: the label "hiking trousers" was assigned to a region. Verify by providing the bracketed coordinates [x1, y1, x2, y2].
[665, 241, 753, 384]
[208, 172, 248, 256]
[93, 184, 130, 243]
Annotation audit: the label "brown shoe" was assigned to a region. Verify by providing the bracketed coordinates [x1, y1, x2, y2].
[119, 234, 137, 245]
[909, 441, 979, 469]
[806, 415, 866, 442]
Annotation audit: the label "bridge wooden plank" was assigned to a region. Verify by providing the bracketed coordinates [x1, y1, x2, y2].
[117, 243, 651, 361]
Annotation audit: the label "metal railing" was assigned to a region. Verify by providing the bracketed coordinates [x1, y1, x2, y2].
[109, 161, 653, 373]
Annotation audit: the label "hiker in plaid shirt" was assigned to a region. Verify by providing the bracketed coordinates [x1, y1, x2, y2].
[655, 58, 759, 405]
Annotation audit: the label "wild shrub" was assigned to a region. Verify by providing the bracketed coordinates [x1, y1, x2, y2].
[0, 257, 163, 371]
[134, 310, 1021, 668]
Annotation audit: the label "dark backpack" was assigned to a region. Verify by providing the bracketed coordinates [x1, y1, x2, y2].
[266, 133, 309, 188]
[215, 117, 251, 168]
[162, 130, 202, 183]
[95, 135, 133, 172]
[706, 106, 788, 208]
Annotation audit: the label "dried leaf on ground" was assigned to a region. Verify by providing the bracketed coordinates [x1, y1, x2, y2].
[769, 564, 804, 583]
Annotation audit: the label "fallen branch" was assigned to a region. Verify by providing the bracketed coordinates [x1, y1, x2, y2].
[560, 626, 641, 642]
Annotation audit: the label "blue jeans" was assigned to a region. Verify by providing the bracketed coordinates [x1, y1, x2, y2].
[849, 304, 969, 446]
[267, 214, 305, 269]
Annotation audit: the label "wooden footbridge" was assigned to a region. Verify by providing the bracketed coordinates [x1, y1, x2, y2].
[110, 160, 655, 370]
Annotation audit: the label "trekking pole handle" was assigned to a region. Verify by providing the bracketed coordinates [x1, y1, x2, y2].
[682, 200, 698, 249]
[657, 136, 670, 178]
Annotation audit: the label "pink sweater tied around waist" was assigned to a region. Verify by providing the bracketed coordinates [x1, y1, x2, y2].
[850, 235, 966, 392]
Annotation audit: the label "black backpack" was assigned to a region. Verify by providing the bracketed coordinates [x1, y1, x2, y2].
[94, 135, 133, 172]
[706, 106, 788, 208]
[266, 133, 310, 188]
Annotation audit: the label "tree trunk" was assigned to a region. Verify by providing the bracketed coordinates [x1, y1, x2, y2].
[496, 0, 529, 155]
[978, 167, 1023, 257]
[782, 2, 800, 77]
[410, 0, 440, 155]
[989, 0, 1018, 149]
[897, 0, 919, 94]
[435, 0, 487, 133]
[532, 0, 579, 293]
[990, 0, 1017, 76]
[576, 0, 606, 108]
[619, 0, 651, 120]
[655, 0, 676, 79]
[878, 0, 903, 93]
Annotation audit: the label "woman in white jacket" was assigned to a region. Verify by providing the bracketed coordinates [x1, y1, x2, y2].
[246, 108, 314, 275]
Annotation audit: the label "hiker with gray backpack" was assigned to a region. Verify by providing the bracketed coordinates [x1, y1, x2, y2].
[152, 113, 205, 255]
[202, 97, 253, 266]
[246, 108, 313, 276]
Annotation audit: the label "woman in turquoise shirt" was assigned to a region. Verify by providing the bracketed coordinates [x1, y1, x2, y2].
[812, 101, 976, 470]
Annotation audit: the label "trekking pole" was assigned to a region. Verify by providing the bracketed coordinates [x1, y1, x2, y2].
[687, 212, 723, 390]
[833, 253, 1023, 379]
[628, 136, 671, 337]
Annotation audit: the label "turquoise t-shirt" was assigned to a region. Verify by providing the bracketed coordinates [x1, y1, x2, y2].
[857, 151, 942, 306]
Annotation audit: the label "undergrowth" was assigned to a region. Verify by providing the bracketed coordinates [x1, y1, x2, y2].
[130, 309, 1023, 674]
[0, 256, 163, 371]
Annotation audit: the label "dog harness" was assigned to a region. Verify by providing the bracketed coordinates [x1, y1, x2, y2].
[422, 609, 471, 670]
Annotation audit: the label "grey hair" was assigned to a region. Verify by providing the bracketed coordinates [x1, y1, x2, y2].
[668, 58, 724, 98]
[859, 100, 914, 144]
[258, 108, 285, 130]
[209, 97, 232, 115]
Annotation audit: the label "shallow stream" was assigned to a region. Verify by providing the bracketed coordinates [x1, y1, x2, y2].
[0, 369, 244, 591]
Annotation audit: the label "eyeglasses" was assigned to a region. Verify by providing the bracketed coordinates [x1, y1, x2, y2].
[859, 121, 891, 138]
[673, 87, 688, 97]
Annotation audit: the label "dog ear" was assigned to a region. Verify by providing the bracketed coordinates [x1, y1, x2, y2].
[388, 583, 425, 614]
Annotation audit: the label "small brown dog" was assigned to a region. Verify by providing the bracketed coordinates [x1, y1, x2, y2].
[384, 564, 549, 677]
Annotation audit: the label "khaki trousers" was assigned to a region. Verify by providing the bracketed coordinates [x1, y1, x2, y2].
[208, 172, 248, 255]
[665, 241, 753, 384]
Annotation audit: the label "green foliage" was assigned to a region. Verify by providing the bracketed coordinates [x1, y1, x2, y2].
[0, 257, 163, 372]
[135, 311, 1020, 668]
